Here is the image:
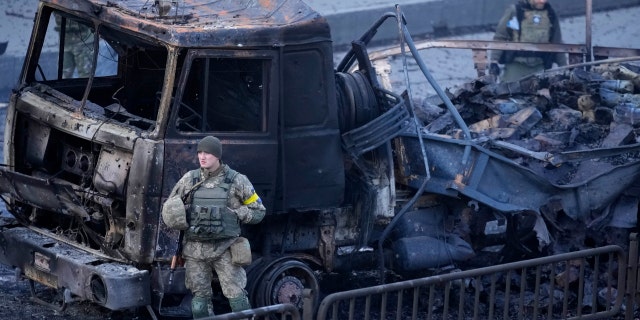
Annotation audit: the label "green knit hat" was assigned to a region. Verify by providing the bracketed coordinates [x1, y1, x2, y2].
[197, 136, 222, 158]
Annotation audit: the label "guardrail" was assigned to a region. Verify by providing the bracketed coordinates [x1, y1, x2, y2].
[316, 245, 626, 320]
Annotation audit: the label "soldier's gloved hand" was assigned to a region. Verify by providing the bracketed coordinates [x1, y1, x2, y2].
[489, 62, 501, 76]
[229, 206, 251, 223]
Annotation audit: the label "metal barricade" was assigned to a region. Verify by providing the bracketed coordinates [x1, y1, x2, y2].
[206, 303, 301, 320]
[317, 245, 626, 320]
[625, 233, 640, 320]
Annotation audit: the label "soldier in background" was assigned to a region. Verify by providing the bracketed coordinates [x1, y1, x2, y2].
[54, 14, 94, 78]
[162, 136, 266, 318]
[489, 0, 567, 82]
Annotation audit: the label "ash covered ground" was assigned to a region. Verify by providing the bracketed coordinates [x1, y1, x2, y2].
[1, 2, 640, 319]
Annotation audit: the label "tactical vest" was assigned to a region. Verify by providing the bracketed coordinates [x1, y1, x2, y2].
[515, 10, 551, 43]
[186, 168, 241, 241]
[509, 4, 555, 68]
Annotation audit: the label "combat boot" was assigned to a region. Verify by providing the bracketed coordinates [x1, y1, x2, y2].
[228, 294, 251, 312]
[191, 295, 214, 319]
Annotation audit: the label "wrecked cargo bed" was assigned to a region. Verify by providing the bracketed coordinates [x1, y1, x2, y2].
[388, 42, 640, 257]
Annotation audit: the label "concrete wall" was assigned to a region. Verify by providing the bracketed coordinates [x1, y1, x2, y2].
[326, 0, 640, 48]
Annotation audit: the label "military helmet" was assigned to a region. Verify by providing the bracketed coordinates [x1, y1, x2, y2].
[161, 197, 189, 230]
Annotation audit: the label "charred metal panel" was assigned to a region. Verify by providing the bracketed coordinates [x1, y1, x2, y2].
[93, 147, 132, 197]
[222, 140, 279, 209]
[397, 133, 640, 220]
[156, 140, 195, 260]
[149, 265, 189, 317]
[0, 227, 150, 310]
[159, 141, 196, 206]
[43, 0, 331, 48]
[16, 91, 139, 151]
[0, 168, 90, 218]
[260, 212, 329, 252]
[123, 138, 163, 263]
[281, 44, 345, 210]
[25, 120, 51, 168]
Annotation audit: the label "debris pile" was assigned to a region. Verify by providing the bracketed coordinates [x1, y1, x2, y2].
[416, 62, 640, 185]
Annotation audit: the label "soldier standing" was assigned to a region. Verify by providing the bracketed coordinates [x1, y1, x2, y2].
[162, 136, 266, 318]
[489, 0, 567, 82]
[55, 14, 94, 78]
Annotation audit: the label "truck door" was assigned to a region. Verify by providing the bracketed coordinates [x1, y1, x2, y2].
[163, 50, 279, 212]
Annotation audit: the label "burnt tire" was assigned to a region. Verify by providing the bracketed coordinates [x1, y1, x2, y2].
[247, 258, 319, 315]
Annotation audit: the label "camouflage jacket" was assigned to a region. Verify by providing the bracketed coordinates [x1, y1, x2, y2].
[167, 163, 266, 258]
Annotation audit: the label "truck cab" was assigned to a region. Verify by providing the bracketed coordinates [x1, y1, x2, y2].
[0, 0, 367, 313]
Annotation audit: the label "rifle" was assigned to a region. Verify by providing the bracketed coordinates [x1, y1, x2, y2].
[168, 230, 184, 286]
[168, 171, 205, 286]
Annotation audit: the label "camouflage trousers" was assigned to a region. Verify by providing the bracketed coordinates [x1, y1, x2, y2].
[501, 60, 544, 82]
[63, 42, 93, 78]
[183, 238, 247, 299]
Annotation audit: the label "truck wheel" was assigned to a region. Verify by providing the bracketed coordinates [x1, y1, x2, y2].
[249, 259, 319, 314]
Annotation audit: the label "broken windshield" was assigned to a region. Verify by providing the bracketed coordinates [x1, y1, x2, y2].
[28, 8, 168, 132]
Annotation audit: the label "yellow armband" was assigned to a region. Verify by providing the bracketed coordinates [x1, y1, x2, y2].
[243, 192, 260, 205]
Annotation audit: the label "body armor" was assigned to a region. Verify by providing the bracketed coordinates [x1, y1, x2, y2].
[496, 2, 559, 69]
[512, 9, 551, 67]
[186, 169, 241, 241]
[515, 10, 551, 43]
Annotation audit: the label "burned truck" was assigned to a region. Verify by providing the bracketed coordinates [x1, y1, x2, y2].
[1, 0, 640, 316]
